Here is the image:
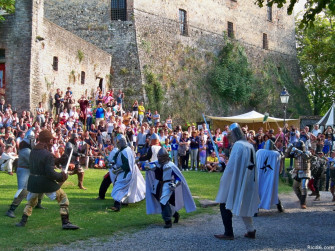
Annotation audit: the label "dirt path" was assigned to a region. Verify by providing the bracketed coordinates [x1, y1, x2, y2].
[52, 191, 335, 251]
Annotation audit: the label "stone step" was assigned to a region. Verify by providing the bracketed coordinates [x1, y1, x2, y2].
[199, 199, 219, 208]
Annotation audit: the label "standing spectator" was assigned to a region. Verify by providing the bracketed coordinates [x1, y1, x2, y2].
[116, 89, 124, 110]
[162, 138, 172, 158]
[85, 103, 93, 130]
[132, 100, 139, 120]
[189, 130, 200, 171]
[179, 132, 190, 171]
[170, 130, 179, 167]
[199, 139, 207, 171]
[64, 87, 74, 113]
[78, 95, 89, 124]
[36, 102, 45, 125]
[0, 99, 5, 114]
[166, 115, 173, 130]
[54, 88, 62, 116]
[94, 103, 106, 126]
[95, 87, 101, 105]
[153, 110, 160, 126]
[136, 126, 147, 156]
[312, 124, 322, 137]
[146, 109, 152, 125]
[138, 101, 145, 126]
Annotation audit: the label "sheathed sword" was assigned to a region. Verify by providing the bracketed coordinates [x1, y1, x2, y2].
[64, 147, 73, 174]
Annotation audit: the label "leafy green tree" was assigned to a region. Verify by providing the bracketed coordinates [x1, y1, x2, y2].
[256, 0, 335, 28]
[0, 0, 15, 21]
[296, 12, 335, 115]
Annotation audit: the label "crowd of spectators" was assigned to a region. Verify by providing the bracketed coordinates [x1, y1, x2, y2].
[1, 85, 334, 176]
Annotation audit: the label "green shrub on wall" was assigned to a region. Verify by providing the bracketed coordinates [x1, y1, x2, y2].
[144, 68, 164, 112]
[208, 41, 255, 105]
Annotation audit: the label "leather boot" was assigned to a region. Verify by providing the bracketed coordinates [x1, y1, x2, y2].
[173, 212, 180, 223]
[300, 195, 307, 209]
[35, 199, 46, 209]
[6, 204, 18, 218]
[61, 215, 80, 230]
[276, 200, 285, 213]
[164, 220, 172, 228]
[77, 172, 87, 190]
[16, 214, 28, 227]
[244, 230, 256, 239]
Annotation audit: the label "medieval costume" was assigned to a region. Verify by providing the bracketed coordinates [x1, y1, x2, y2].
[61, 133, 87, 189]
[96, 147, 119, 200]
[215, 123, 259, 240]
[6, 129, 45, 218]
[309, 151, 327, 201]
[145, 147, 196, 228]
[16, 129, 79, 229]
[139, 133, 161, 163]
[286, 140, 312, 209]
[108, 134, 145, 211]
[256, 140, 284, 212]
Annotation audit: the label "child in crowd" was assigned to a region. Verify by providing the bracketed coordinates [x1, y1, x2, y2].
[162, 138, 172, 158]
[199, 139, 207, 171]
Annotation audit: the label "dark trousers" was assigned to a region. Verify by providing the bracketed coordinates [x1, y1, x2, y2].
[180, 151, 190, 170]
[314, 178, 321, 196]
[160, 203, 172, 222]
[220, 203, 234, 237]
[99, 173, 112, 199]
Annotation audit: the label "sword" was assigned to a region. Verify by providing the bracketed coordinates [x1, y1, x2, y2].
[64, 147, 73, 174]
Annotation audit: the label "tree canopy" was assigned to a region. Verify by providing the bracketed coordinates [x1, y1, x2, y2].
[296, 11, 335, 115]
[0, 0, 15, 21]
[256, 0, 335, 28]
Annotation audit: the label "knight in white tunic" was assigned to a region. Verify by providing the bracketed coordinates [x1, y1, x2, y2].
[108, 134, 145, 211]
[215, 123, 259, 240]
[145, 147, 196, 228]
[256, 140, 284, 212]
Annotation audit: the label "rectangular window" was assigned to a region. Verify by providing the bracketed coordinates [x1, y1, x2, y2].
[263, 33, 268, 50]
[179, 9, 188, 36]
[53, 56, 58, 71]
[81, 71, 85, 85]
[111, 0, 127, 21]
[227, 22, 234, 38]
[0, 49, 5, 60]
[267, 5, 272, 21]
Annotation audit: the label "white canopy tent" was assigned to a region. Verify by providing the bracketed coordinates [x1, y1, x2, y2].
[316, 103, 335, 127]
[206, 110, 299, 131]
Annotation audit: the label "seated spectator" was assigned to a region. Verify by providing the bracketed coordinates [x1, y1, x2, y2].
[205, 151, 219, 172]
[0, 145, 18, 175]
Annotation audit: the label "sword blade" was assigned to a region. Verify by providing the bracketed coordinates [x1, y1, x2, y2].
[64, 147, 73, 174]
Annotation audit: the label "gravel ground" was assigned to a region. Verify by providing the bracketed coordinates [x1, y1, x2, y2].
[52, 191, 335, 251]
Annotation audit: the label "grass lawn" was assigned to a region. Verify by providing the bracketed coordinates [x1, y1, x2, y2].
[0, 169, 291, 250]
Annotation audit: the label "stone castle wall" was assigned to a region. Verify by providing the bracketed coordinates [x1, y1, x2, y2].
[37, 19, 112, 111]
[44, 0, 143, 108]
[1, 0, 308, 119]
[132, 0, 306, 117]
[0, 0, 112, 113]
[0, 1, 34, 111]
